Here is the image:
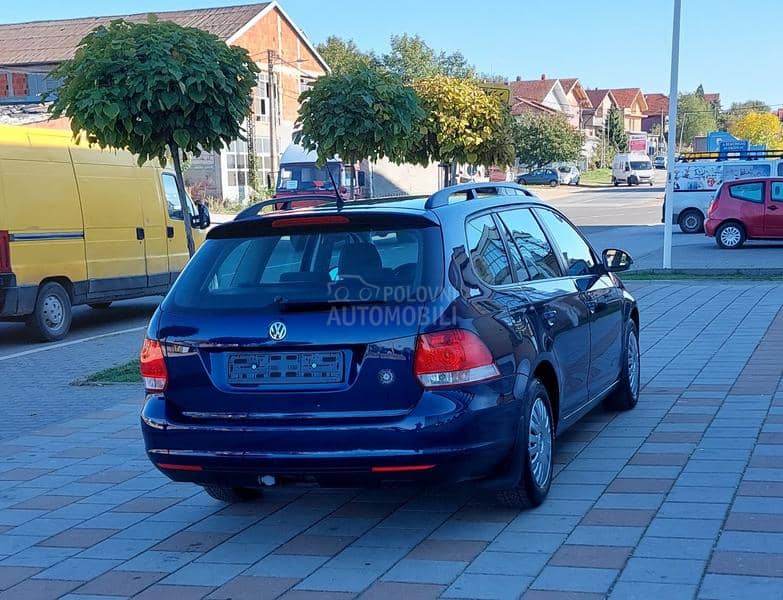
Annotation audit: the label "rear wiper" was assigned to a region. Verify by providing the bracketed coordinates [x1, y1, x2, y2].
[274, 297, 386, 311]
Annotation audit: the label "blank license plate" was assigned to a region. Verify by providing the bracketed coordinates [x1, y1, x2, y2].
[227, 351, 344, 385]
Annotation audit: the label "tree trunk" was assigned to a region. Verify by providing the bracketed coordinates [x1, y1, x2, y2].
[169, 142, 196, 258]
[349, 163, 355, 200]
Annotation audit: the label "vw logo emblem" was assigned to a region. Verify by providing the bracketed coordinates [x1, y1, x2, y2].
[268, 321, 287, 341]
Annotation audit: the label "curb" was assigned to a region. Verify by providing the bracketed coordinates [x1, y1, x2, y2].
[628, 268, 783, 277]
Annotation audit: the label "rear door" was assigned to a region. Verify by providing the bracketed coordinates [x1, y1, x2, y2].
[534, 207, 624, 401]
[156, 213, 443, 423]
[497, 207, 591, 415]
[766, 180, 783, 237]
[727, 181, 766, 237]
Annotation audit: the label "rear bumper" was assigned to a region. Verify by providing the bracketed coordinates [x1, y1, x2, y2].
[704, 218, 719, 237]
[0, 275, 36, 318]
[141, 389, 520, 488]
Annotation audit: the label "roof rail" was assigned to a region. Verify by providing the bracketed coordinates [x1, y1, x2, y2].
[677, 149, 783, 162]
[425, 182, 531, 209]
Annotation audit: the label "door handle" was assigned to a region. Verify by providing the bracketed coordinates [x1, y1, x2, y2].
[769, 205, 779, 211]
[167, 226, 175, 238]
[136, 227, 145, 240]
[542, 309, 557, 327]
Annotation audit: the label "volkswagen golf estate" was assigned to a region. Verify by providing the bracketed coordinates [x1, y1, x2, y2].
[141, 183, 639, 508]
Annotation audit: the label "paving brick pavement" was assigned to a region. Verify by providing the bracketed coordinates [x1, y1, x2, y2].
[0, 281, 781, 599]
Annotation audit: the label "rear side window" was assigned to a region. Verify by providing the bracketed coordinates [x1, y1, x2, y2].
[534, 208, 595, 277]
[168, 223, 443, 311]
[466, 215, 513, 286]
[729, 182, 764, 203]
[772, 182, 783, 202]
[497, 208, 561, 280]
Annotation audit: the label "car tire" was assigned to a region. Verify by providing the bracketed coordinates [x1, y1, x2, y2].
[549, 180, 558, 187]
[518, 178, 527, 185]
[203, 485, 263, 503]
[574, 178, 580, 186]
[678, 209, 704, 234]
[27, 282, 72, 342]
[497, 378, 554, 509]
[88, 302, 112, 310]
[603, 319, 640, 411]
[716, 222, 746, 249]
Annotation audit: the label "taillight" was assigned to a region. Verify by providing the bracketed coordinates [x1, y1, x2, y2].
[708, 195, 719, 215]
[140, 338, 168, 392]
[0, 231, 10, 274]
[414, 329, 499, 388]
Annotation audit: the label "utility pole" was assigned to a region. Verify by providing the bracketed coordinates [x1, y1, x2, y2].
[267, 49, 278, 188]
[663, 0, 682, 269]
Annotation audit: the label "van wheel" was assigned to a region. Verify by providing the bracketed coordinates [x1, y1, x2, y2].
[203, 485, 262, 503]
[88, 302, 112, 310]
[27, 282, 72, 342]
[604, 320, 640, 411]
[497, 378, 554, 509]
[612, 177, 618, 187]
[716, 222, 746, 249]
[678, 209, 704, 234]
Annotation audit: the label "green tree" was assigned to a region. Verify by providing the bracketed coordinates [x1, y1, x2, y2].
[294, 67, 424, 198]
[606, 106, 628, 152]
[676, 93, 717, 149]
[382, 34, 474, 83]
[513, 113, 584, 169]
[720, 99, 772, 131]
[410, 75, 514, 183]
[49, 19, 258, 256]
[316, 36, 379, 74]
[729, 111, 783, 148]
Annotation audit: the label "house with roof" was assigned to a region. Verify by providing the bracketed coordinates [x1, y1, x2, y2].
[607, 88, 648, 133]
[643, 91, 721, 135]
[0, 2, 329, 201]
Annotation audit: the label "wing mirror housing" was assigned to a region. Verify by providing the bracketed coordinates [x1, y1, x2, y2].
[602, 248, 633, 272]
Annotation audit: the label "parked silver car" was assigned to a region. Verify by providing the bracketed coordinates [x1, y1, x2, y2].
[557, 165, 581, 185]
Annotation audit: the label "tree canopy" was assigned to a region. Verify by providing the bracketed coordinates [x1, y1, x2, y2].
[513, 113, 584, 169]
[382, 34, 474, 83]
[294, 67, 424, 195]
[410, 75, 514, 169]
[676, 92, 717, 148]
[719, 100, 772, 130]
[606, 106, 628, 152]
[729, 112, 783, 149]
[49, 18, 259, 255]
[315, 36, 379, 74]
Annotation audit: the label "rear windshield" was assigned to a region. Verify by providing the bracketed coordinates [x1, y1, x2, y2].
[167, 224, 444, 311]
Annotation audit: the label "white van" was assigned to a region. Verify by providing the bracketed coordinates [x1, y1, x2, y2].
[665, 158, 783, 233]
[612, 153, 654, 186]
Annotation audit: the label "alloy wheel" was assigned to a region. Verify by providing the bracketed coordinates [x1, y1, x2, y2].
[627, 328, 640, 400]
[528, 397, 552, 488]
[719, 225, 742, 248]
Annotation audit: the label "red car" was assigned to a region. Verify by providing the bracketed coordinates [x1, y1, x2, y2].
[705, 177, 783, 248]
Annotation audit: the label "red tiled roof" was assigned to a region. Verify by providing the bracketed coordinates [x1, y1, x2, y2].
[585, 89, 616, 109]
[558, 78, 578, 94]
[511, 97, 558, 116]
[509, 79, 558, 104]
[704, 93, 720, 104]
[610, 88, 647, 110]
[644, 93, 669, 115]
[0, 3, 270, 65]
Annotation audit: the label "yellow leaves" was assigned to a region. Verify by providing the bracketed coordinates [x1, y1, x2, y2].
[729, 111, 783, 149]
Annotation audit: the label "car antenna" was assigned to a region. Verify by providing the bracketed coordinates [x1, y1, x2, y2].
[325, 161, 344, 210]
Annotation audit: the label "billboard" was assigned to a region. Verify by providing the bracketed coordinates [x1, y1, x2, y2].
[629, 133, 647, 153]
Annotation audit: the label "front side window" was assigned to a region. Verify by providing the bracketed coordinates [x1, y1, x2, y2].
[162, 174, 195, 220]
[534, 208, 595, 277]
[729, 182, 764, 204]
[466, 215, 513, 286]
[498, 208, 561, 280]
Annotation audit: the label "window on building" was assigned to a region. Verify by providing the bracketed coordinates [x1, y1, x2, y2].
[299, 76, 316, 95]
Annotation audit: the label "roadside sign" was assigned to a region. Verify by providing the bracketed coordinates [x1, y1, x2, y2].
[629, 133, 647, 153]
[479, 84, 511, 105]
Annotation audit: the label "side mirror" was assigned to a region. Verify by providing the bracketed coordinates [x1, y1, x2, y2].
[602, 248, 633, 272]
[357, 171, 366, 187]
[197, 203, 211, 229]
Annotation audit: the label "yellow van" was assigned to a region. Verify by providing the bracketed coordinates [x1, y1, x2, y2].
[0, 125, 209, 341]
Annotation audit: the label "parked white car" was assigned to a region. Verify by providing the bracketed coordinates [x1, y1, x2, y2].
[612, 153, 654, 186]
[557, 165, 581, 185]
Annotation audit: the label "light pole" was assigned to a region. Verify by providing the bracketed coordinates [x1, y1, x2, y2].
[662, 0, 682, 269]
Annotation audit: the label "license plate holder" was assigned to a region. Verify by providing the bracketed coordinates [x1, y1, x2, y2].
[227, 351, 344, 386]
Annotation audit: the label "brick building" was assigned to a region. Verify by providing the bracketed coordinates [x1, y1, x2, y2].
[0, 2, 329, 201]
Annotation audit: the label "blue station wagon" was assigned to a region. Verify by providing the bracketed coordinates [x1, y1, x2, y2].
[141, 183, 639, 508]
